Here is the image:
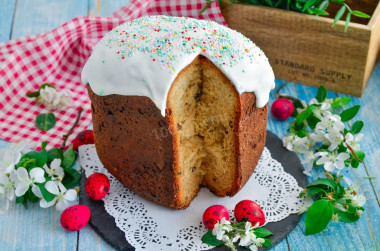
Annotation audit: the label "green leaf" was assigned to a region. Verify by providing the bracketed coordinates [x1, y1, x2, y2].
[354, 150, 365, 161]
[318, 0, 329, 11]
[47, 147, 63, 162]
[41, 141, 48, 150]
[201, 230, 224, 247]
[307, 115, 321, 129]
[26, 189, 39, 203]
[39, 83, 55, 90]
[36, 182, 56, 203]
[62, 146, 76, 169]
[337, 210, 360, 223]
[344, 12, 351, 32]
[36, 150, 48, 168]
[262, 238, 272, 248]
[340, 105, 360, 122]
[305, 199, 334, 235]
[296, 105, 317, 125]
[35, 113, 56, 131]
[62, 168, 81, 188]
[26, 91, 40, 98]
[332, 6, 346, 28]
[331, 97, 351, 108]
[306, 186, 326, 196]
[200, 1, 212, 14]
[307, 178, 336, 191]
[351, 10, 370, 18]
[350, 121, 364, 134]
[292, 100, 304, 117]
[16, 195, 28, 209]
[316, 85, 327, 102]
[351, 158, 359, 168]
[254, 228, 273, 238]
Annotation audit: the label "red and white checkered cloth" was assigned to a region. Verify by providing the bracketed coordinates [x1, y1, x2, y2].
[0, 0, 225, 149]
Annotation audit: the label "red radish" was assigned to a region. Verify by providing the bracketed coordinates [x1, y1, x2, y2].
[271, 98, 294, 120]
[73, 130, 94, 151]
[60, 205, 91, 231]
[234, 200, 265, 226]
[85, 173, 110, 200]
[202, 205, 230, 230]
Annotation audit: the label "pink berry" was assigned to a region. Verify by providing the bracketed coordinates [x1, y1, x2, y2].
[202, 205, 230, 230]
[271, 98, 294, 120]
[85, 173, 110, 200]
[60, 205, 91, 231]
[234, 200, 265, 226]
[73, 130, 94, 151]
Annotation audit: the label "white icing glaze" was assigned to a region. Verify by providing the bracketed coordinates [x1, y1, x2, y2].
[82, 15, 275, 116]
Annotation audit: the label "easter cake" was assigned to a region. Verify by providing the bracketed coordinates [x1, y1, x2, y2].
[82, 16, 275, 209]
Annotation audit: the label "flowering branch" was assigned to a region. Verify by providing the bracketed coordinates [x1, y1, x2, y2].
[281, 85, 366, 235]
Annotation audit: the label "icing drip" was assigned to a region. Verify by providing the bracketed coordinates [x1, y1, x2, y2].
[81, 15, 275, 116]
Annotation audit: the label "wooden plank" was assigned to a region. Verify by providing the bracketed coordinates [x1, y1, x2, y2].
[88, 0, 130, 17]
[11, 0, 88, 39]
[221, 2, 379, 97]
[0, 1, 88, 250]
[0, 0, 16, 42]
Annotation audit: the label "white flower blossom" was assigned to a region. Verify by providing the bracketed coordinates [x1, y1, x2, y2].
[212, 217, 232, 240]
[43, 158, 64, 181]
[36, 181, 77, 211]
[345, 133, 363, 151]
[239, 231, 256, 247]
[332, 213, 340, 223]
[351, 194, 366, 207]
[15, 167, 45, 197]
[324, 131, 344, 151]
[356, 209, 364, 217]
[0, 172, 17, 213]
[0, 141, 33, 176]
[309, 98, 333, 119]
[316, 114, 345, 134]
[37, 86, 72, 110]
[315, 152, 350, 172]
[0, 172, 17, 201]
[302, 151, 316, 176]
[284, 135, 311, 154]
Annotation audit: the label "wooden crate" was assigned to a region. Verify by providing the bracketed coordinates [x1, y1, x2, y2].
[221, 1, 380, 96]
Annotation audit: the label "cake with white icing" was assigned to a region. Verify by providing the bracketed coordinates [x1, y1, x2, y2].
[82, 15, 275, 209]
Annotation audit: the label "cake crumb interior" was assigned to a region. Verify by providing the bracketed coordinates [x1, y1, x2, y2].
[168, 56, 239, 205]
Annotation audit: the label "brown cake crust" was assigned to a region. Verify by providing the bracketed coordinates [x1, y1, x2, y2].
[88, 68, 267, 209]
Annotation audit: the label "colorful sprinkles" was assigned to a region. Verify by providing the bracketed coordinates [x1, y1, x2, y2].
[100, 16, 267, 74]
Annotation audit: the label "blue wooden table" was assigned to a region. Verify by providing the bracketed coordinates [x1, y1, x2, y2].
[0, 0, 379, 250]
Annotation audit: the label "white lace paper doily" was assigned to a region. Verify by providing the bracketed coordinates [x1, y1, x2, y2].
[79, 145, 305, 251]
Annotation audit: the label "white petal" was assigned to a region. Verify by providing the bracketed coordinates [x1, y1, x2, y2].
[324, 162, 335, 172]
[56, 200, 69, 211]
[0, 174, 8, 185]
[63, 189, 77, 201]
[316, 156, 328, 165]
[249, 245, 258, 251]
[30, 168, 45, 183]
[55, 167, 65, 178]
[15, 183, 29, 197]
[43, 164, 51, 176]
[6, 188, 15, 201]
[40, 198, 56, 208]
[44, 181, 59, 195]
[16, 167, 29, 182]
[50, 159, 61, 169]
[337, 152, 350, 161]
[57, 182, 67, 193]
[336, 160, 345, 170]
[31, 185, 42, 198]
[356, 134, 364, 142]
